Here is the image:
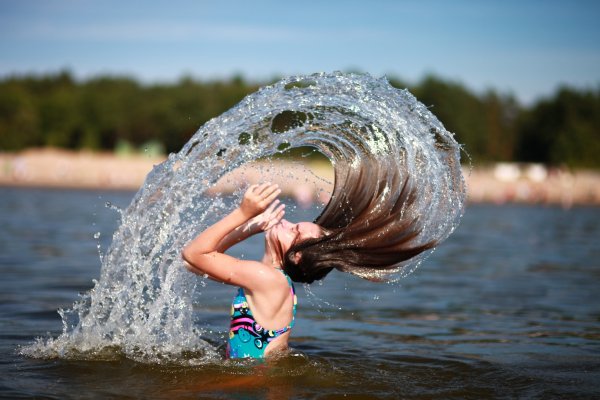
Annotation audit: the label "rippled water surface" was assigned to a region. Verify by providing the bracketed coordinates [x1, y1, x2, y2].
[1, 187, 599, 399]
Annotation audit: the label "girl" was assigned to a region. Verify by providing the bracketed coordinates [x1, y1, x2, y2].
[182, 183, 324, 358]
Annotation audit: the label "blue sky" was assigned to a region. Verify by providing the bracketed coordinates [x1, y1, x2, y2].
[1, 0, 599, 104]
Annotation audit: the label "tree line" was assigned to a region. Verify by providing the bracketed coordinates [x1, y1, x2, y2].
[1, 71, 598, 168]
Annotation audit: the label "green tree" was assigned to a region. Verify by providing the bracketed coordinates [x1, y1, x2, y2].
[482, 90, 520, 161]
[517, 87, 600, 168]
[411, 75, 489, 162]
[0, 81, 40, 150]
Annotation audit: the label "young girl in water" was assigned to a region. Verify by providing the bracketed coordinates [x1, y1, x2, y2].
[182, 182, 324, 358]
[183, 172, 437, 359]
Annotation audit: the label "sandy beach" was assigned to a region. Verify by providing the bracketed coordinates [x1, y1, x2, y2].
[1, 148, 599, 206]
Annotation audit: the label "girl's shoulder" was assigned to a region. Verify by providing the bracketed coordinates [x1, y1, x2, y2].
[242, 264, 290, 294]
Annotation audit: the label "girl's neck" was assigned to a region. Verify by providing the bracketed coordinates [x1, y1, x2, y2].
[263, 238, 282, 268]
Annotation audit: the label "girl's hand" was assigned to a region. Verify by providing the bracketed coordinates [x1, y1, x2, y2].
[239, 183, 282, 219]
[244, 199, 285, 233]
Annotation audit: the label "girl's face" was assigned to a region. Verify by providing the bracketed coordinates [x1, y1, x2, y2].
[268, 219, 323, 254]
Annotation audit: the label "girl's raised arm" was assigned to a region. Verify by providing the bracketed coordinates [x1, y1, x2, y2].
[181, 183, 283, 287]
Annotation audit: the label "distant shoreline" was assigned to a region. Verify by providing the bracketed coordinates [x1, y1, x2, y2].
[1, 148, 599, 207]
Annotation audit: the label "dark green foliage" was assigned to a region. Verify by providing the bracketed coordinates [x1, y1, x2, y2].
[516, 87, 600, 168]
[0, 71, 598, 168]
[0, 71, 260, 154]
[406, 75, 520, 164]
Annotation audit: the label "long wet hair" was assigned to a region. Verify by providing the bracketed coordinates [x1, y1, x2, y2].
[280, 157, 437, 284]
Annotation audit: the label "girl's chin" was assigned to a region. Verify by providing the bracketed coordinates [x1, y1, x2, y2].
[270, 222, 283, 234]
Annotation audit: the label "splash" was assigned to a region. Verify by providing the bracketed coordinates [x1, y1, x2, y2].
[21, 72, 466, 364]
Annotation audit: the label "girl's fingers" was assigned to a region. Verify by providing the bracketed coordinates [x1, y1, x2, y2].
[263, 187, 282, 204]
[273, 204, 286, 221]
[245, 183, 280, 215]
[265, 204, 285, 229]
[247, 183, 264, 197]
[275, 207, 285, 222]
[259, 200, 279, 222]
[265, 199, 280, 213]
[266, 214, 285, 230]
[265, 203, 284, 222]
[255, 182, 272, 195]
[260, 183, 279, 198]
[272, 203, 285, 218]
[250, 182, 279, 198]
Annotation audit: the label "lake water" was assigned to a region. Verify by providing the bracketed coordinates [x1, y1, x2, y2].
[1, 186, 599, 399]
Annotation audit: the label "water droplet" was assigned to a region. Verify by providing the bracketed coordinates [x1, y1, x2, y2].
[104, 201, 122, 214]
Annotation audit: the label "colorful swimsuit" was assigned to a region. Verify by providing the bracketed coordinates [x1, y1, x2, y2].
[226, 269, 297, 359]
